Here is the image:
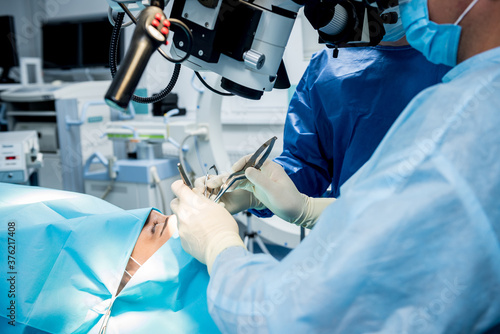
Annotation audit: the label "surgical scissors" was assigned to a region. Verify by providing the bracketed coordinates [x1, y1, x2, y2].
[213, 136, 277, 203]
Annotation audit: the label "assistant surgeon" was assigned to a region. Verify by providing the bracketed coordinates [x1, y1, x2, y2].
[171, 0, 500, 332]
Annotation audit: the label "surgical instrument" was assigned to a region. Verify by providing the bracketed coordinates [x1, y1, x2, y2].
[213, 136, 277, 203]
[204, 165, 219, 197]
[177, 162, 193, 189]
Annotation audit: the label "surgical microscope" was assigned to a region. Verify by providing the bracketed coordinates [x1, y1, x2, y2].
[105, 0, 400, 109]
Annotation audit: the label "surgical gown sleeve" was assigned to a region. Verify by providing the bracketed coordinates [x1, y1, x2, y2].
[207, 48, 500, 333]
[273, 62, 334, 198]
[248, 53, 334, 218]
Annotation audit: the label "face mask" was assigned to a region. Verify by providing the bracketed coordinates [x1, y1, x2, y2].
[382, 5, 406, 42]
[399, 0, 480, 66]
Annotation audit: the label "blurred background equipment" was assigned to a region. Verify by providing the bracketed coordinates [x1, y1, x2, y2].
[0, 130, 43, 185]
[84, 121, 180, 214]
[1, 81, 115, 192]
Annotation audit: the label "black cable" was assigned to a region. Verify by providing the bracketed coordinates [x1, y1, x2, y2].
[109, 11, 181, 105]
[118, 3, 137, 23]
[132, 65, 181, 104]
[194, 72, 234, 97]
[109, 12, 125, 77]
[164, 18, 194, 63]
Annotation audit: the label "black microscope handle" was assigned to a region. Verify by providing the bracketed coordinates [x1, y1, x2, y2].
[105, 6, 169, 110]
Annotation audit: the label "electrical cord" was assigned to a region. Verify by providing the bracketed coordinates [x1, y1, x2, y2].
[107, 6, 134, 28]
[194, 72, 234, 97]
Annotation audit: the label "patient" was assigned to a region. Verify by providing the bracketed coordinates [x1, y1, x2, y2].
[0, 183, 219, 334]
[117, 210, 175, 294]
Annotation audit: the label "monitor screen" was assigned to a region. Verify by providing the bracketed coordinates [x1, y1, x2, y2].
[42, 21, 79, 69]
[0, 15, 19, 81]
[42, 17, 122, 70]
[82, 18, 121, 67]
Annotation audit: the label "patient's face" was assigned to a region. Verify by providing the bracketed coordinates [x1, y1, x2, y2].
[131, 210, 175, 264]
[117, 210, 177, 294]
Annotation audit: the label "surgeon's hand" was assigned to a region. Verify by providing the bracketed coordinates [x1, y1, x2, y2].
[170, 180, 246, 274]
[233, 156, 336, 228]
[193, 172, 264, 214]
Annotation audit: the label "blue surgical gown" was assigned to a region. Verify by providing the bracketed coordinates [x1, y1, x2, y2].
[252, 45, 450, 217]
[207, 47, 500, 333]
[0, 184, 220, 334]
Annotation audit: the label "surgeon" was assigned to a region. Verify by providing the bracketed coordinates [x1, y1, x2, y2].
[201, 5, 451, 228]
[171, 0, 500, 332]
[0, 183, 219, 334]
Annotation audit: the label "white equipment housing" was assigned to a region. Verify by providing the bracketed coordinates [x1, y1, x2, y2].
[0, 131, 43, 184]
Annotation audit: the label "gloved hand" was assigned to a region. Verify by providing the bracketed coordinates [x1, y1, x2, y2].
[170, 180, 246, 274]
[193, 172, 264, 215]
[233, 156, 336, 228]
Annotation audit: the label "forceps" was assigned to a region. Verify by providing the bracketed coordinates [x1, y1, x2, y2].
[213, 136, 277, 203]
[177, 163, 193, 189]
[204, 165, 219, 197]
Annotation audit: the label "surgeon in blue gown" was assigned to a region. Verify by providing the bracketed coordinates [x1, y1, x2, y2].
[0, 183, 219, 334]
[273, 42, 450, 198]
[205, 6, 450, 223]
[171, 0, 500, 332]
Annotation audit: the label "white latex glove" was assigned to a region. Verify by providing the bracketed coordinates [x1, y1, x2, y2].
[233, 156, 336, 228]
[193, 172, 264, 215]
[170, 180, 246, 274]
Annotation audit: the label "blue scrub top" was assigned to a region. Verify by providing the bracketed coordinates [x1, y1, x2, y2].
[252, 45, 450, 217]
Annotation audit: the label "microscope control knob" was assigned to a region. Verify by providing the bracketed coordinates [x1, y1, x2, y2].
[243, 50, 265, 70]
